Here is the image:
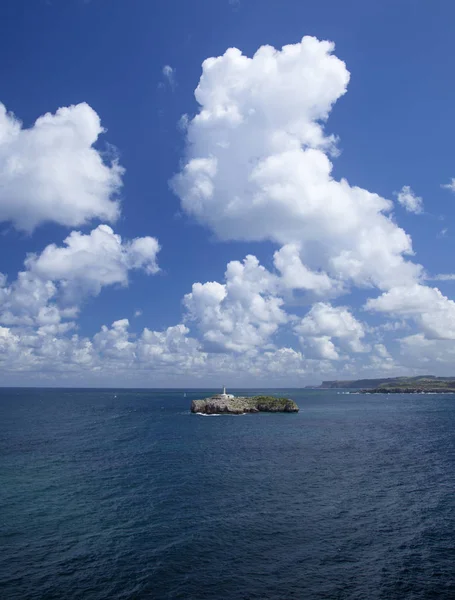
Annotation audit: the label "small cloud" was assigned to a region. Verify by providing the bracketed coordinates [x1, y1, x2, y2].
[428, 273, 455, 281]
[395, 185, 423, 214]
[134, 310, 142, 318]
[178, 114, 189, 132]
[438, 228, 448, 238]
[161, 65, 176, 89]
[229, 0, 240, 7]
[441, 178, 455, 192]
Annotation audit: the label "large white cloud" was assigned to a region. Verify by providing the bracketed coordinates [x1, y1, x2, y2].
[0, 225, 160, 326]
[169, 34, 455, 375]
[0, 264, 407, 385]
[0, 319, 205, 381]
[183, 254, 287, 352]
[273, 243, 343, 297]
[0, 316, 208, 384]
[2, 36, 454, 385]
[93, 318, 135, 360]
[91, 320, 203, 371]
[172, 36, 422, 291]
[295, 302, 366, 360]
[366, 284, 455, 340]
[0, 102, 123, 231]
[0, 314, 350, 385]
[26, 224, 160, 299]
[0, 272, 57, 326]
[398, 334, 455, 373]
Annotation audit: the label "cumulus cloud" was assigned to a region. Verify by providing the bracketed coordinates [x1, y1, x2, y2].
[273, 243, 343, 297]
[306, 335, 340, 360]
[26, 224, 160, 299]
[441, 178, 455, 193]
[172, 36, 421, 291]
[366, 284, 455, 340]
[295, 302, 366, 359]
[0, 326, 19, 355]
[183, 254, 287, 352]
[0, 272, 57, 327]
[395, 185, 423, 214]
[0, 318, 206, 383]
[374, 343, 392, 359]
[397, 334, 455, 373]
[2, 36, 453, 385]
[0, 308, 360, 386]
[0, 255, 411, 384]
[136, 324, 204, 369]
[92, 320, 203, 372]
[93, 318, 135, 360]
[170, 34, 455, 371]
[0, 225, 160, 326]
[0, 102, 123, 232]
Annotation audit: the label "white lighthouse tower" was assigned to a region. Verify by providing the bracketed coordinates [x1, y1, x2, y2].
[219, 385, 234, 399]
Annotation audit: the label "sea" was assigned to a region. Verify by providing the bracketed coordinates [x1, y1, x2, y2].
[1, 388, 454, 600]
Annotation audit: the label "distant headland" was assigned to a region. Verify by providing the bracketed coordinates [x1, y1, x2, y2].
[191, 387, 299, 414]
[316, 376, 455, 394]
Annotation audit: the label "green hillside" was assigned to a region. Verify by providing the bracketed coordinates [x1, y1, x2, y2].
[319, 376, 455, 392]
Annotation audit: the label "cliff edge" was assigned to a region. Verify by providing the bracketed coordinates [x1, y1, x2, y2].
[191, 395, 299, 415]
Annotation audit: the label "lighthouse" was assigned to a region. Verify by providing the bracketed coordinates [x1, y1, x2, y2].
[216, 385, 234, 399]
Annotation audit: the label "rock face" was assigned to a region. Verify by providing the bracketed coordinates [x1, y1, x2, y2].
[191, 395, 299, 415]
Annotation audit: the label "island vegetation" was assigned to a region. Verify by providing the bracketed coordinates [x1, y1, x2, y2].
[191, 395, 299, 414]
[318, 376, 455, 394]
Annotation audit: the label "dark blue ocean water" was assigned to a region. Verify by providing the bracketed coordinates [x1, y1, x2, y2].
[1, 388, 454, 600]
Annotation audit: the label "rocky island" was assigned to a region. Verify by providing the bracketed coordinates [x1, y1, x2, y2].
[191, 387, 299, 414]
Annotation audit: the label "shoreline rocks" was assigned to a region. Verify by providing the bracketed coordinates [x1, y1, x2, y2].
[191, 395, 299, 415]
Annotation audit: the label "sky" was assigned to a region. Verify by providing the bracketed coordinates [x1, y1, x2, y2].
[2, 0, 455, 387]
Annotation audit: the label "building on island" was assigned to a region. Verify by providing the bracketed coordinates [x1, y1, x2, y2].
[211, 386, 234, 400]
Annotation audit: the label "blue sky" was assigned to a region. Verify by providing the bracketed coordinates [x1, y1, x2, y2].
[2, 0, 455, 386]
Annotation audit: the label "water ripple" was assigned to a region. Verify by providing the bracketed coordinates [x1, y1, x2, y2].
[1, 389, 454, 599]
